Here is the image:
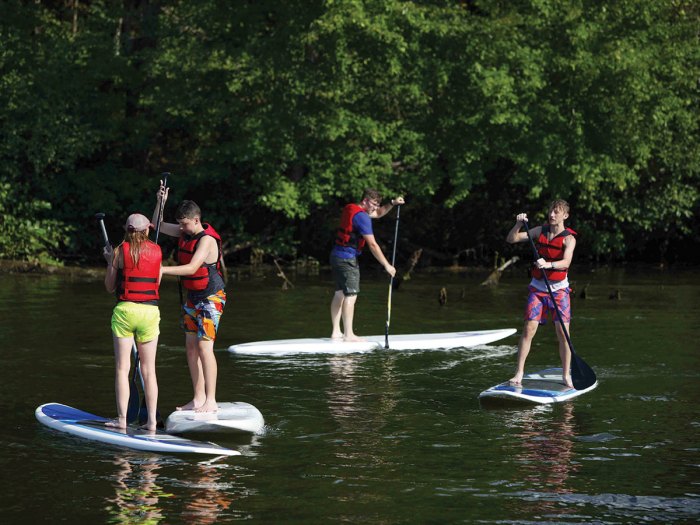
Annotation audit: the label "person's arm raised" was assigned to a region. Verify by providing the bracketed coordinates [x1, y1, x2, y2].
[161, 235, 215, 276]
[506, 213, 541, 244]
[371, 196, 405, 219]
[151, 181, 181, 237]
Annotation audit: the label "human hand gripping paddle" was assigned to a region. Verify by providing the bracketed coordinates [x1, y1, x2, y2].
[523, 219, 597, 390]
[384, 204, 401, 349]
[95, 212, 144, 424]
[154, 172, 169, 243]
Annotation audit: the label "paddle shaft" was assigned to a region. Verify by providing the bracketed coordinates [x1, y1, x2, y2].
[154, 172, 169, 243]
[385, 205, 401, 349]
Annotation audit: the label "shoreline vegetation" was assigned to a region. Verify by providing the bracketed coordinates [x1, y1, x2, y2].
[0, 257, 676, 281]
[2, 2, 698, 269]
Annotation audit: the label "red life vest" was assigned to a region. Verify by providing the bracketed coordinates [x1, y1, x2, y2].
[177, 224, 224, 291]
[335, 204, 366, 252]
[118, 240, 161, 302]
[531, 225, 577, 281]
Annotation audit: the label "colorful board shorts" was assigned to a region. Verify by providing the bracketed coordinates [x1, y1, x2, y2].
[182, 289, 226, 341]
[330, 255, 360, 296]
[111, 302, 160, 343]
[524, 285, 571, 324]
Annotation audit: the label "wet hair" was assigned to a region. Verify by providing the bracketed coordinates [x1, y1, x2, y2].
[362, 189, 382, 202]
[175, 200, 202, 220]
[549, 199, 570, 214]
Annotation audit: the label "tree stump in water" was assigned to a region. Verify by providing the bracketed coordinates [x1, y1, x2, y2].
[393, 249, 423, 290]
[481, 256, 520, 286]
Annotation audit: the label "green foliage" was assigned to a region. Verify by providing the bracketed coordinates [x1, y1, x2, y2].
[0, 0, 698, 264]
[0, 181, 72, 264]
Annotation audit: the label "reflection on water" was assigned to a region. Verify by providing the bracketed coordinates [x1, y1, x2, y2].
[180, 463, 235, 525]
[3, 270, 700, 524]
[105, 454, 242, 524]
[326, 354, 400, 468]
[106, 455, 171, 524]
[500, 404, 580, 518]
[507, 404, 578, 490]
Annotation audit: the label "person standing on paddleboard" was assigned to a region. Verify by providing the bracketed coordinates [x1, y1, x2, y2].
[506, 199, 578, 388]
[104, 213, 162, 431]
[153, 185, 226, 414]
[330, 189, 405, 342]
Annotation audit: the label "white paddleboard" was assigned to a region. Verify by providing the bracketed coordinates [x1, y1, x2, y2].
[165, 402, 264, 434]
[35, 403, 240, 456]
[228, 328, 517, 356]
[479, 367, 598, 405]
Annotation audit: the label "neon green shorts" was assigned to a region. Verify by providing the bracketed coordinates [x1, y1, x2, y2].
[111, 302, 160, 343]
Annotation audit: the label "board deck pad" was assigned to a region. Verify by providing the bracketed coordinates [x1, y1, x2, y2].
[36, 403, 240, 456]
[228, 328, 517, 356]
[165, 402, 265, 434]
[479, 367, 598, 405]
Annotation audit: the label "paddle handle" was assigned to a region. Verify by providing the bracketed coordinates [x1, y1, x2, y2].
[95, 213, 109, 247]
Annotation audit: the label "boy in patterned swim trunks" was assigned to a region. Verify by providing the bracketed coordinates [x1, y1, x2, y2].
[505, 200, 578, 388]
[153, 183, 226, 414]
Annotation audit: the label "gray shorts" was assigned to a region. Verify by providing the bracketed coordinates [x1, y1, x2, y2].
[330, 256, 360, 296]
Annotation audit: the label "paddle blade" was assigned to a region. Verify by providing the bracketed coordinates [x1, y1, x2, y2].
[571, 352, 597, 390]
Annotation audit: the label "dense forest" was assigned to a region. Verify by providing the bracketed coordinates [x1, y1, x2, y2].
[1, 0, 698, 268]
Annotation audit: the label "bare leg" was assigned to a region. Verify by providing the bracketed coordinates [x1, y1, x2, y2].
[509, 320, 539, 385]
[556, 322, 573, 388]
[107, 335, 134, 429]
[330, 290, 345, 339]
[341, 294, 364, 342]
[136, 338, 159, 430]
[176, 333, 206, 411]
[194, 338, 218, 413]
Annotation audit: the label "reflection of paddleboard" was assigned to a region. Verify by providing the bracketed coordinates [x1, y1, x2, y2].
[228, 328, 517, 356]
[479, 368, 598, 405]
[165, 402, 264, 434]
[35, 403, 240, 456]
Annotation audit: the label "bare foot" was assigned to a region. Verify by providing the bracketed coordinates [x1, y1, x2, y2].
[562, 376, 574, 388]
[105, 417, 127, 429]
[343, 334, 366, 342]
[176, 400, 203, 411]
[330, 331, 343, 339]
[508, 374, 523, 386]
[194, 401, 218, 414]
[139, 423, 157, 433]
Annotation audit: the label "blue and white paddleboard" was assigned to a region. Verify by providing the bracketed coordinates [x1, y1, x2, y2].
[228, 328, 517, 356]
[165, 402, 265, 434]
[35, 403, 240, 456]
[479, 368, 598, 405]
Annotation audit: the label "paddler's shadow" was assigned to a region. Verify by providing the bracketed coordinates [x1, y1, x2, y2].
[105, 454, 168, 523]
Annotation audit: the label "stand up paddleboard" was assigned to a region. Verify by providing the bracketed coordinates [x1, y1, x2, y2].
[228, 328, 516, 356]
[479, 368, 598, 405]
[165, 402, 265, 434]
[36, 403, 240, 456]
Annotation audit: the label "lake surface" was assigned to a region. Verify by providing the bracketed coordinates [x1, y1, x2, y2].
[1, 265, 699, 523]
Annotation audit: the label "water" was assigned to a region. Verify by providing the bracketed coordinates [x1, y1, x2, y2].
[1, 266, 699, 523]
